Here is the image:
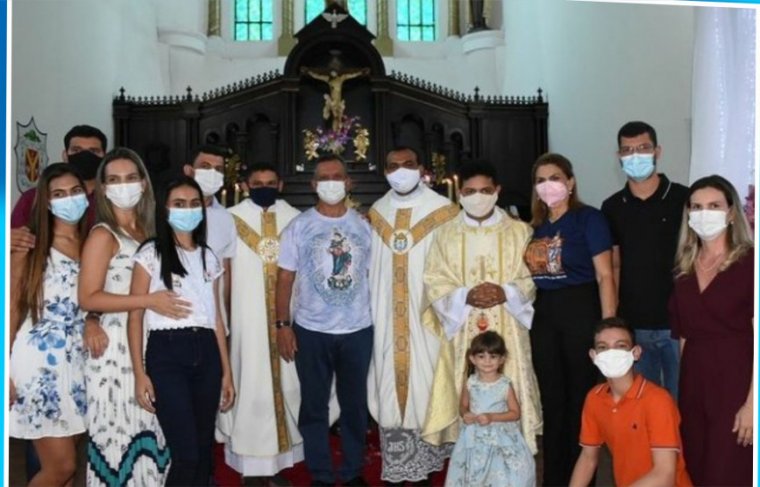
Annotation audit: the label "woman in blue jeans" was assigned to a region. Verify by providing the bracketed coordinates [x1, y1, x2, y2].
[128, 177, 235, 486]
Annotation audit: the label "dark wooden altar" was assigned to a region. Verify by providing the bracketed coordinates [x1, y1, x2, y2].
[113, 2, 548, 217]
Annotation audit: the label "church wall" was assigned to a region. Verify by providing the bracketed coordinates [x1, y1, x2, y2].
[10, 0, 694, 210]
[10, 0, 165, 204]
[503, 0, 695, 206]
[148, 0, 695, 207]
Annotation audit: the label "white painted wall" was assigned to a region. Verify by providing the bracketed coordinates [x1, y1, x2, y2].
[10, 0, 165, 203]
[503, 0, 695, 206]
[10, 0, 696, 210]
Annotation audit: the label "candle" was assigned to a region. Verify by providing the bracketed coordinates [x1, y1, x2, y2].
[443, 178, 453, 201]
[452, 175, 460, 202]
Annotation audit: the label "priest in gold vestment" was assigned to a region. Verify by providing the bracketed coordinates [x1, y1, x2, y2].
[421, 162, 542, 454]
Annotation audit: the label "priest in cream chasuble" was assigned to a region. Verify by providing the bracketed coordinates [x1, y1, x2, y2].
[421, 163, 542, 454]
[368, 147, 460, 483]
[216, 165, 306, 477]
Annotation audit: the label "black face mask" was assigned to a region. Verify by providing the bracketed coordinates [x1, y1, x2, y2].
[68, 150, 102, 180]
[250, 186, 279, 208]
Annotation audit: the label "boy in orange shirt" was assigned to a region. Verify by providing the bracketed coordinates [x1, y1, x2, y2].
[569, 318, 692, 487]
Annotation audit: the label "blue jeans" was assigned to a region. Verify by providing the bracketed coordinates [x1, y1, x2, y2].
[293, 324, 373, 484]
[146, 327, 222, 487]
[634, 329, 679, 399]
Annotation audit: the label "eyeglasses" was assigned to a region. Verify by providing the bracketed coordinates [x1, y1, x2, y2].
[618, 144, 655, 156]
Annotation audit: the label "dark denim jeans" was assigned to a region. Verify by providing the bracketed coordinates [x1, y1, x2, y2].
[146, 327, 222, 487]
[634, 328, 680, 399]
[293, 324, 373, 484]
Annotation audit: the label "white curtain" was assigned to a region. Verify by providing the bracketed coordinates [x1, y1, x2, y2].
[689, 7, 756, 200]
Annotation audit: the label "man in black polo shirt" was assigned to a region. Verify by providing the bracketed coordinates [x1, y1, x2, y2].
[601, 121, 688, 399]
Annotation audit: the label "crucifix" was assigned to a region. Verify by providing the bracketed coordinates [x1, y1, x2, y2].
[300, 62, 370, 132]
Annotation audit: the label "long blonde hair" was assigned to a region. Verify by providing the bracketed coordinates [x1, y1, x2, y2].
[94, 148, 156, 238]
[674, 175, 753, 276]
[529, 152, 585, 227]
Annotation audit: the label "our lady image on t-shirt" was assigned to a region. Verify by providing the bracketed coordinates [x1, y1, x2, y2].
[524, 233, 565, 278]
[327, 229, 353, 290]
[304, 226, 366, 305]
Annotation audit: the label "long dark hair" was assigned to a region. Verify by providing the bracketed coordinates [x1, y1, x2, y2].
[21, 163, 87, 322]
[139, 177, 209, 289]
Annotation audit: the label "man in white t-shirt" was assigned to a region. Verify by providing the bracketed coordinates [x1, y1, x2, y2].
[183, 145, 237, 328]
[275, 155, 373, 487]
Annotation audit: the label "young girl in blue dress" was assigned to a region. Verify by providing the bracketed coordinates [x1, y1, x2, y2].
[446, 331, 536, 487]
[127, 176, 235, 486]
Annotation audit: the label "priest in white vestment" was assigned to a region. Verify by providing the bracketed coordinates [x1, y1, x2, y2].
[368, 147, 460, 484]
[216, 163, 304, 479]
[421, 161, 543, 455]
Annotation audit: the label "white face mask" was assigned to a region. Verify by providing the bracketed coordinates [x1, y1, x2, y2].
[386, 167, 421, 194]
[194, 168, 225, 196]
[593, 349, 635, 379]
[688, 209, 729, 241]
[105, 182, 144, 209]
[460, 192, 498, 218]
[316, 180, 346, 205]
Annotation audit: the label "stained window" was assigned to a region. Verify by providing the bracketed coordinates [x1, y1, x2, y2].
[234, 0, 274, 41]
[305, 0, 367, 26]
[397, 0, 436, 41]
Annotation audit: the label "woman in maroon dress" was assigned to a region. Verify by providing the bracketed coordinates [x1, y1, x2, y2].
[669, 175, 754, 486]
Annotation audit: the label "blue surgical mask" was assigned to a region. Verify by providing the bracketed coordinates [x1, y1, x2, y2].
[167, 207, 203, 232]
[620, 154, 655, 182]
[49, 194, 89, 223]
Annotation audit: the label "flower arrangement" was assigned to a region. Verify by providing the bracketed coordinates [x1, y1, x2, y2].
[303, 116, 364, 160]
[744, 184, 754, 231]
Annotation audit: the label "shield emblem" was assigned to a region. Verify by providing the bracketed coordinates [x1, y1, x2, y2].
[14, 117, 49, 192]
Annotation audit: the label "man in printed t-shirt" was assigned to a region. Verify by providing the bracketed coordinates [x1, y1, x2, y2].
[275, 155, 373, 487]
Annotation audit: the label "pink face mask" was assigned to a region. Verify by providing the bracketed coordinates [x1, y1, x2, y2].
[536, 180, 569, 208]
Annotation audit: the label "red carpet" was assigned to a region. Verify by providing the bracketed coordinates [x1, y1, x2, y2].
[214, 427, 448, 486]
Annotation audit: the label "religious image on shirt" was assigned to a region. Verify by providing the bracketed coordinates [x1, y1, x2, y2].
[524, 233, 566, 279]
[327, 229, 353, 290]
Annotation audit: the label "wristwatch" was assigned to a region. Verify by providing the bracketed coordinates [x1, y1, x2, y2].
[275, 320, 292, 329]
[86, 312, 102, 321]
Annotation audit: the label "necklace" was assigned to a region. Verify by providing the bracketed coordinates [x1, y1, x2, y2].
[696, 250, 725, 273]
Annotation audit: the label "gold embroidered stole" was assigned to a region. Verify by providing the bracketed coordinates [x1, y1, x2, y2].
[368, 203, 459, 419]
[232, 212, 290, 452]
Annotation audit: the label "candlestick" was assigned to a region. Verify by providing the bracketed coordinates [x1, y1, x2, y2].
[452, 174, 460, 203]
[221, 188, 227, 207]
[234, 183, 241, 205]
[443, 178, 453, 201]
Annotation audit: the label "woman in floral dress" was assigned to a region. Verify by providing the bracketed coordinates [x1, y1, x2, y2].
[79, 148, 187, 486]
[9, 163, 90, 486]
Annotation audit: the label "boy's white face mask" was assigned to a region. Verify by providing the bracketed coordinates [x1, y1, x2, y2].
[592, 349, 635, 379]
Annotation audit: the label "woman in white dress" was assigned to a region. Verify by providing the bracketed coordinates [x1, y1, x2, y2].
[10, 163, 90, 486]
[78, 148, 192, 486]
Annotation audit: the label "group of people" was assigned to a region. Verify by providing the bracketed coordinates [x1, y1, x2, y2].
[7, 120, 754, 487]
